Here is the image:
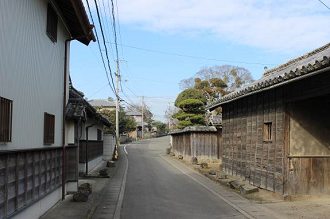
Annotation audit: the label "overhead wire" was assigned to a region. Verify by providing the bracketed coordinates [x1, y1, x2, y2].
[85, 0, 116, 95]
[115, 0, 125, 57]
[110, 0, 120, 66]
[93, 0, 117, 97]
[99, 0, 116, 60]
[109, 43, 277, 66]
[318, 0, 330, 10]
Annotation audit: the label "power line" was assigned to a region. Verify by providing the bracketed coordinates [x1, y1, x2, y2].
[121, 63, 144, 95]
[107, 43, 277, 66]
[110, 0, 120, 64]
[123, 82, 140, 97]
[318, 0, 330, 10]
[86, 0, 136, 112]
[125, 75, 177, 84]
[85, 0, 116, 95]
[93, 0, 117, 96]
[99, 0, 116, 60]
[88, 83, 110, 99]
[115, 0, 124, 57]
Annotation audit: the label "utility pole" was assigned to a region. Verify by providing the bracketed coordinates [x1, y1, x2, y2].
[168, 102, 171, 130]
[141, 96, 144, 139]
[115, 60, 120, 159]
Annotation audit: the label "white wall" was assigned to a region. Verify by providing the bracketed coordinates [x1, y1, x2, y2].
[66, 120, 75, 144]
[11, 182, 76, 219]
[0, 0, 71, 150]
[103, 134, 116, 160]
[79, 156, 103, 173]
[81, 118, 104, 141]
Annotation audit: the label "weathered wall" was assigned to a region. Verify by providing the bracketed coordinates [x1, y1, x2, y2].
[171, 130, 221, 162]
[222, 88, 285, 194]
[286, 92, 330, 195]
[0, 0, 70, 149]
[221, 71, 330, 195]
[289, 99, 330, 156]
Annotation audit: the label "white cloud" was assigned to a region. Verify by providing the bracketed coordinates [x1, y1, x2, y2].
[111, 0, 330, 53]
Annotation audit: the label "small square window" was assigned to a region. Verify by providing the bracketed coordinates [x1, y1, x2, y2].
[0, 97, 13, 142]
[46, 4, 58, 42]
[44, 113, 55, 145]
[263, 122, 272, 141]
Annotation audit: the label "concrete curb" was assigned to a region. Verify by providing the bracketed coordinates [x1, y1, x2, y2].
[113, 145, 129, 219]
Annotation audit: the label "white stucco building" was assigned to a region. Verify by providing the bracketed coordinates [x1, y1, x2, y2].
[0, 0, 95, 218]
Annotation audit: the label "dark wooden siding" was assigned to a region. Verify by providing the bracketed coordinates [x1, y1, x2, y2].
[171, 130, 221, 161]
[0, 146, 77, 218]
[221, 71, 330, 195]
[79, 140, 103, 163]
[222, 87, 285, 193]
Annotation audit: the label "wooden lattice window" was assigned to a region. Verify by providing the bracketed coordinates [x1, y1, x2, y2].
[46, 4, 58, 42]
[0, 97, 13, 142]
[97, 129, 102, 141]
[44, 113, 55, 144]
[263, 122, 272, 141]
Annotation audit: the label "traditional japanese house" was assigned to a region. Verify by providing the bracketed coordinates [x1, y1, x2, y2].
[208, 43, 330, 196]
[66, 86, 111, 174]
[0, 0, 95, 218]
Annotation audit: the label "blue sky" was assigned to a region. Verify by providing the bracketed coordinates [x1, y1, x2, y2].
[69, 0, 330, 122]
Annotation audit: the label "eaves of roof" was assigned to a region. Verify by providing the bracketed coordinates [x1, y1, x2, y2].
[55, 0, 96, 45]
[68, 87, 112, 126]
[169, 126, 217, 135]
[207, 43, 330, 111]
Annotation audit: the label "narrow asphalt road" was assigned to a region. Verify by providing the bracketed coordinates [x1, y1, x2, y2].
[120, 136, 247, 219]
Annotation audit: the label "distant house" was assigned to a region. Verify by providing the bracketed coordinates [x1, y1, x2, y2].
[89, 99, 116, 112]
[208, 43, 330, 196]
[66, 87, 112, 174]
[126, 110, 148, 138]
[0, 0, 95, 218]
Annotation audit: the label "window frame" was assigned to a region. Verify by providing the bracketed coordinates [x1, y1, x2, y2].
[263, 122, 272, 142]
[0, 97, 13, 143]
[46, 3, 58, 43]
[44, 112, 55, 145]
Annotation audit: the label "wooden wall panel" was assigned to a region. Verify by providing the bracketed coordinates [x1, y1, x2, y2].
[171, 131, 220, 162]
[0, 146, 76, 218]
[221, 88, 285, 194]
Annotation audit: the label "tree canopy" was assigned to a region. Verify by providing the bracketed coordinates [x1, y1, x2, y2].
[173, 89, 206, 129]
[152, 121, 167, 133]
[99, 107, 136, 135]
[179, 65, 254, 103]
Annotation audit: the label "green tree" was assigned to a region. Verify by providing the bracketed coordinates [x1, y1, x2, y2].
[173, 89, 206, 129]
[100, 107, 136, 135]
[179, 65, 254, 103]
[152, 121, 167, 133]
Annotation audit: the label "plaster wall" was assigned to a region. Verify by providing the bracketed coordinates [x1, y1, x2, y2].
[0, 0, 70, 149]
[289, 98, 330, 155]
[103, 134, 115, 160]
[11, 182, 76, 219]
[81, 118, 104, 141]
[66, 120, 75, 145]
[79, 156, 103, 173]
